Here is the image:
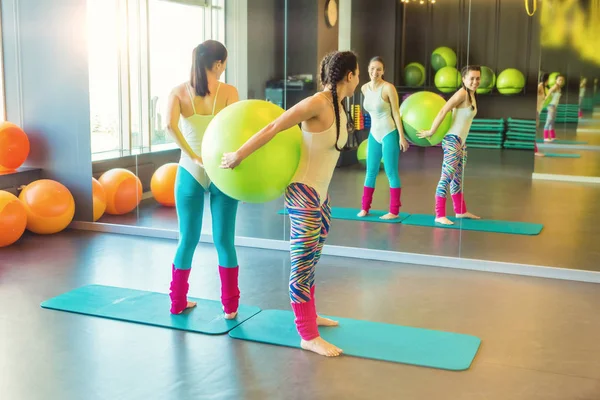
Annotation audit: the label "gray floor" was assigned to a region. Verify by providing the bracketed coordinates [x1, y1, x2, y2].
[2, 230, 600, 399]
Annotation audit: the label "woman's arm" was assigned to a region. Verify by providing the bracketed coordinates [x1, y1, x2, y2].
[166, 91, 202, 164]
[417, 89, 466, 138]
[221, 95, 323, 169]
[385, 83, 409, 151]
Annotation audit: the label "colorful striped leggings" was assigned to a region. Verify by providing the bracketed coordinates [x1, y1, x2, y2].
[436, 134, 467, 198]
[284, 182, 331, 341]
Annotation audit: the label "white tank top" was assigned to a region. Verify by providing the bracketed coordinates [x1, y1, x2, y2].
[291, 93, 348, 205]
[550, 90, 561, 106]
[178, 82, 221, 190]
[362, 84, 396, 143]
[446, 101, 477, 144]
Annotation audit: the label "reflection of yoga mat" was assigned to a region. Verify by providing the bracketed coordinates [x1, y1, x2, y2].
[542, 153, 581, 158]
[229, 309, 481, 371]
[41, 285, 261, 335]
[535, 139, 587, 144]
[278, 207, 410, 223]
[401, 214, 543, 235]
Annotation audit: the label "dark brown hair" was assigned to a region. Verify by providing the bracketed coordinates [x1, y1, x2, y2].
[190, 40, 227, 97]
[319, 51, 359, 151]
[461, 65, 481, 111]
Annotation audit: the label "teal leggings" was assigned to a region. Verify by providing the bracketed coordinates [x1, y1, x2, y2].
[364, 130, 401, 189]
[173, 166, 238, 270]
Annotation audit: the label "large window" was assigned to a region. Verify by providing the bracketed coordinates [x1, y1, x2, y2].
[87, 0, 225, 160]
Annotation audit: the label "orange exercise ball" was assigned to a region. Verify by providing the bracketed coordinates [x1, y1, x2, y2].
[92, 177, 107, 222]
[19, 179, 75, 234]
[98, 168, 142, 215]
[0, 190, 28, 247]
[151, 163, 178, 207]
[0, 122, 30, 172]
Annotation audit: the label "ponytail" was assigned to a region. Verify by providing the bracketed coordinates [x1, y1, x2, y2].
[190, 40, 228, 97]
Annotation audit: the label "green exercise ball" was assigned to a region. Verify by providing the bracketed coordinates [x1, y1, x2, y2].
[431, 46, 457, 72]
[435, 67, 461, 93]
[404, 62, 426, 87]
[357, 139, 384, 168]
[477, 66, 496, 94]
[496, 68, 525, 95]
[400, 91, 452, 147]
[202, 100, 303, 203]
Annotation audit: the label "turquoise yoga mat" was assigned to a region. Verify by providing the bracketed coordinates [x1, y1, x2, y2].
[401, 214, 543, 235]
[542, 153, 581, 158]
[535, 139, 588, 144]
[228, 309, 481, 371]
[41, 284, 261, 335]
[278, 207, 410, 223]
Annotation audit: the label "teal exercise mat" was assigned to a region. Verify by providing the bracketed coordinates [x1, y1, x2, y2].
[228, 309, 481, 371]
[41, 284, 262, 335]
[535, 139, 587, 144]
[401, 214, 543, 235]
[542, 153, 581, 158]
[278, 207, 410, 223]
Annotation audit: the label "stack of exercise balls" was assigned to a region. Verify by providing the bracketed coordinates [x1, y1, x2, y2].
[431, 47, 460, 93]
[202, 99, 303, 204]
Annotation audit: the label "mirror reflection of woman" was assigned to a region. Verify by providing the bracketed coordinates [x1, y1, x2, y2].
[357, 56, 409, 220]
[535, 73, 549, 157]
[579, 77, 587, 119]
[417, 65, 481, 225]
[542, 74, 565, 142]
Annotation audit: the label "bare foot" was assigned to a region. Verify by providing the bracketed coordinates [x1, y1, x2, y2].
[224, 311, 238, 320]
[301, 336, 343, 357]
[317, 315, 339, 326]
[456, 212, 480, 220]
[435, 216, 454, 225]
[379, 212, 399, 220]
[357, 210, 368, 217]
[535, 152, 545, 157]
[175, 301, 197, 314]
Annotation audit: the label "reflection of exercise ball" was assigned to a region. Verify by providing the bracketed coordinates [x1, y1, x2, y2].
[431, 47, 457, 71]
[151, 163, 178, 207]
[202, 100, 303, 203]
[357, 139, 383, 168]
[496, 68, 525, 94]
[0, 190, 27, 247]
[435, 67, 461, 93]
[19, 180, 75, 234]
[548, 72, 560, 87]
[0, 122, 30, 172]
[98, 168, 142, 215]
[404, 62, 425, 86]
[400, 91, 452, 147]
[92, 177, 106, 222]
[477, 66, 496, 94]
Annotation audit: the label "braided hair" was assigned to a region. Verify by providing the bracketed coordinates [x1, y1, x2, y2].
[460, 65, 481, 111]
[320, 51, 358, 151]
[190, 40, 227, 97]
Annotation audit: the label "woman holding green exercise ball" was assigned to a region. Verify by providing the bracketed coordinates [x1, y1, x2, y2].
[221, 51, 360, 357]
[418, 65, 481, 225]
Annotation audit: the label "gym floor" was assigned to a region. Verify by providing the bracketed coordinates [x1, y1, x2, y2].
[2, 231, 599, 399]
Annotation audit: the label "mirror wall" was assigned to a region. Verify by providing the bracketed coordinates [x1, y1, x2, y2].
[74, 0, 600, 276]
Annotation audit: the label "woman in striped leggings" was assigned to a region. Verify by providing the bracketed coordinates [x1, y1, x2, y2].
[418, 65, 482, 225]
[221, 51, 360, 357]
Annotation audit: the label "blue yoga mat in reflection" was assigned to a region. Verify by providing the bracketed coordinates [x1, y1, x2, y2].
[229, 310, 481, 371]
[278, 207, 410, 223]
[41, 284, 261, 335]
[401, 214, 543, 235]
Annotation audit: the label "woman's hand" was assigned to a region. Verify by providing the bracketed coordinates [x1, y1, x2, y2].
[220, 151, 241, 169]
[400, 137, 410, 152]
[417, 130, 434, 139]
[192, 155, 204, 167]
